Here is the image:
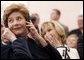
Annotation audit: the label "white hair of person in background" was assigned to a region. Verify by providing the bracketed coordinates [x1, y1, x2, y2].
[66, 34, 78, 48]
[65, 34, 80, 59]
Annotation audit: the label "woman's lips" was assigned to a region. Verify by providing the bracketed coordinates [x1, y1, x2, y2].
[12, 27, 22, 30]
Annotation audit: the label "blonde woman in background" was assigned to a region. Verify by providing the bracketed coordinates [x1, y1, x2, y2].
[41, 21, 66, 48]
[41, 21, 80, 59]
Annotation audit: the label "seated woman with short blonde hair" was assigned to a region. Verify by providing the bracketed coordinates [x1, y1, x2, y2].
[41, 21, 80, 59]
[41, 21, 66, 48]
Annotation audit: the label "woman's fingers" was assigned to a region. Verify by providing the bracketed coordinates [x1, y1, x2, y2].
[26, 20, 33, 25]
[26, 21, 38, 36]
[26, 25, 32, 28]
[44, 35, 53, 44]
[44, 31, 61, 46]
[50, 33, 58, 41]
[44, 33, 54, 43]
[26, 21, 35, 29]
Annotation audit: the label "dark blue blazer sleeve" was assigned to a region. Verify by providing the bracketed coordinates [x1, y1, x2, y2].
[12, 37, 33, 59]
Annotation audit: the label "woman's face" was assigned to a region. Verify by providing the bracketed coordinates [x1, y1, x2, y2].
[43, 23, 63, 47]
[43, 23, 59, 40]
[66, 36, 77, 48]
[8, 12, 28, 36]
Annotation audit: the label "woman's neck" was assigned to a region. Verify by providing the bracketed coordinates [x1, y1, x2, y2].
[16, 29, 29, 38]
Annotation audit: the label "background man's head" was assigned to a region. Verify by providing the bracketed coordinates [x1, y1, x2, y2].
[51, 9, 61, 21]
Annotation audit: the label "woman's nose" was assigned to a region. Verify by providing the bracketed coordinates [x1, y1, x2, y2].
[13, 20, 19, 25]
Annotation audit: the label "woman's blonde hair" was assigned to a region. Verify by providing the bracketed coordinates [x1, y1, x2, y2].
[3, 3, 30, 27]
[41, 21, 66, 44]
